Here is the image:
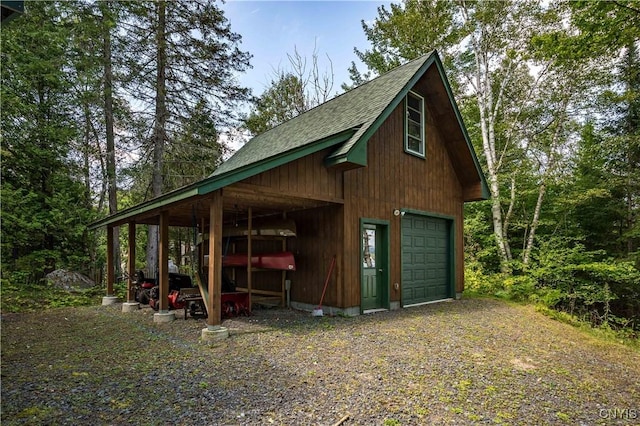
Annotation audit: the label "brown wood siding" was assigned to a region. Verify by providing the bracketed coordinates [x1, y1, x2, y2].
[222, 86, 467, 310]
[287, 205, 343, 307]
[228, 149, 346, 307]
[242, 148, 344, 202]
[342, 97, 464, 307]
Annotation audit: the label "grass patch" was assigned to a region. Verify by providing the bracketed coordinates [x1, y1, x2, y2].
[0, 278, 126, 313]
[536, 305, 640, 350]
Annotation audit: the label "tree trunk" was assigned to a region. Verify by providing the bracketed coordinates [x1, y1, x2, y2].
[503, 174, 516, 261]
[625, 44, 638, 256]
[146, 0, 167, 275]
[628, 168, 634, 255]
[523, 181, 546, 265]
[102, 2, 121, 278]
[468, 21, 511, 272]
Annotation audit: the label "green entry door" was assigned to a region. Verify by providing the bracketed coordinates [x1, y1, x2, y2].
[401, 214, 451, 305]
[361, 223, 388, 311]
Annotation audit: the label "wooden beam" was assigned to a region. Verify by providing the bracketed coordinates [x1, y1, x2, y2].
[200, 217, 205, 275]
[235, 287, 282, 297]
[228, 182, 345, 205]
[281, 241, 286, 306]
[127, 222, 136, 302]
[158, 211, 169, 311]
[106, 225, 115, 296]
[207, 190, 223, 326]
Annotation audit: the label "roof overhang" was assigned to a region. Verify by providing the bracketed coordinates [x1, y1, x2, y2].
[1, 0, 23, 23]
[88, 129, 354, 230]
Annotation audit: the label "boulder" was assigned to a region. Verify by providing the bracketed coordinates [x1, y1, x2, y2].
[46, 269, 96, 292]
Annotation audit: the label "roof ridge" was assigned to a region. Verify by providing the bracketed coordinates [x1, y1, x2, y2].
[244, 52, 434, 137]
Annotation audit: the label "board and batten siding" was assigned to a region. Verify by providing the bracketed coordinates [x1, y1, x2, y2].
[287, 206, 343, 307]
[241, 148, 344, 202]
[341, 96, 464, 308]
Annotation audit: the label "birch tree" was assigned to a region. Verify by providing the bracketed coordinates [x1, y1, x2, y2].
[352, 0, 551, 271]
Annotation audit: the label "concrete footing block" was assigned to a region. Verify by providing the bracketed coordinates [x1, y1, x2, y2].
[201, 325, 229, 343]
[101, 296, 119, 306]
[122, 302, 140, 312]
[153, 311, 175, 323]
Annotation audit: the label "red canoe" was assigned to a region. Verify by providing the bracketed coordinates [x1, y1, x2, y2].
[223, 251, 296, 271]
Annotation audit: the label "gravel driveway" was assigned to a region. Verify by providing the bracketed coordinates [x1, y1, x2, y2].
[2, 298, 639, 425]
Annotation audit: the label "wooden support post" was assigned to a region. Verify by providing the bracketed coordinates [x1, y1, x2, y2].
[247, 207, 252, 311]
[106, 225, 115, 296]
[127, 222, 136, 302]
[200, 217, 205, 276]
[207, 190, 223, 327]
[281, 238, 286, 307]
[102, 225, 119, 305]
[158, 210, 169, 312]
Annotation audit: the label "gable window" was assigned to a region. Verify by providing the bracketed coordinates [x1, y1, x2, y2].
[405, 91, 425, 157]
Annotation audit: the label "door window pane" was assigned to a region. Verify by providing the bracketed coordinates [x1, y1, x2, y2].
[362, 228, 376, 268]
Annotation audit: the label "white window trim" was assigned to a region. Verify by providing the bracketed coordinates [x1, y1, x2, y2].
[404, 91, 425, 158]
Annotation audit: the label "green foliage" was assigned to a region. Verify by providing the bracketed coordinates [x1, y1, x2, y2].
[2, 0, 253, 285]
[121, 0, 251, 192]
[243, 73, 306, 135]
[242, 46, 336, 136]
[353, 0, 464, 75]
[0, 277, 104, 313]
[464, 201, 500, 272]
[463, 261, 502, 296]
[453, 1, 640, 333]
[163, 101, 224, 191]
[467, 241, 640, 332]
[496, 275, 537, 302]
[1, 2, 95, 281]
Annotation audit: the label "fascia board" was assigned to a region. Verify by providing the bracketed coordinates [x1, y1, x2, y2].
[87, 187, 200, 229]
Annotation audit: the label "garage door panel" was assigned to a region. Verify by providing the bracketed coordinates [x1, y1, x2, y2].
[402, 214, 451, 306]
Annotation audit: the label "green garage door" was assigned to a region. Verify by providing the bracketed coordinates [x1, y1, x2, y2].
[402, 214, 451, 305]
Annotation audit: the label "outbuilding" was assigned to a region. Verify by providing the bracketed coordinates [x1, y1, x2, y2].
[89, 51, 489, 340]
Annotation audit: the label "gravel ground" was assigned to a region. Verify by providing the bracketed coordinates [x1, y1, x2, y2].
[1, 298, 639, 425]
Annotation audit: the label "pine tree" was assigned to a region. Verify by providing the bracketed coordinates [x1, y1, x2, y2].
[118, 0, 251, 275]
[1, 2, 93, 279]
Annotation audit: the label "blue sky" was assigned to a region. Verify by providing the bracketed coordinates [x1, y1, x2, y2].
[220, 0, 391, 98]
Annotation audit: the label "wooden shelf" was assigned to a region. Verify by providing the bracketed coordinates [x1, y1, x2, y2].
[226, 223, 291, 309]
[235, 287, 282, 297]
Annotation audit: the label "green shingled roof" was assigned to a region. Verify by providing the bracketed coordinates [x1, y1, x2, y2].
[212, 52, 434, 176]
[88, 51, 488, 229]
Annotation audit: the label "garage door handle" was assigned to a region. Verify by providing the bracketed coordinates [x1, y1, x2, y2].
[378, 269, 383, 272]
